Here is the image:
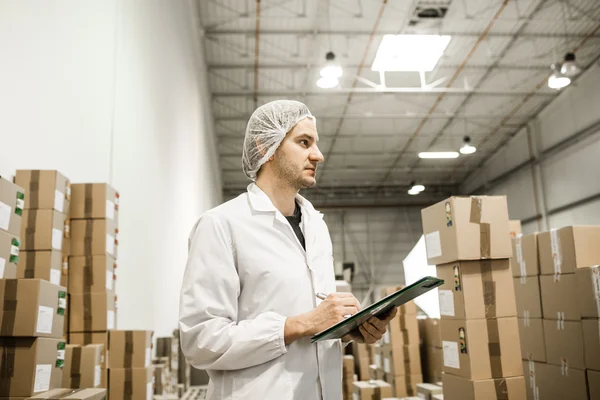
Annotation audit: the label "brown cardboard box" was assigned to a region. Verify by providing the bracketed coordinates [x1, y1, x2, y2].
[588, 370, 600, 400]
[440, 317, 522, 380]
[426, 346, 443, 383]
[576, 265, 600, 318]
[421, 196, 511, 265]
[28, 388, 106, 400]
[0, 337, 65, 397]
[71, 184, 119, 223]
[539, 274, 580, 321]
[108, 330, 153, 369]
[0, 230, 20, 278]
[443, 373, 526, 400]
[368, 365, 382, 380]
[69, 256, 115, 294]
[20, 210, 67, 252]
[70, 219, 118, 258]
[68, 332, 108, 370]
[509, 220, 522, 237]
[437, 260, 516, 320]
[0, 279, 66, 337]
[517, 318, 546, 362]
[543, 319, 584, 370]
[384, 313, 419, 346]
[108, 367, 153, 400]
[69, 292, 115, 333]
[421, 319, 442, 348]
[511, 233, 538, 277]
[352, 380, 393, 400]
[523, 361, 587, 400]
[154, 364, 167, 395]
[390, 374, 422, 397]
[416, 383, 443, 400]
[351, 342, 373, 380]
[382, 344, 421, 377]
[0, 176, 25, 237]
[17, 251, 66, 287]
[582, 318, 600, 371]
[63, 344, 104, 388]
[380, 286, 417, 315]
[15, 170, 71, 214]
[538, 226, 600, 275]
[513, 276, 542, 319]
[343, 355, 354, 399]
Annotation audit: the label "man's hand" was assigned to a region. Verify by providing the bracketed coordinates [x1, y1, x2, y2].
[342, 307, 398, 344]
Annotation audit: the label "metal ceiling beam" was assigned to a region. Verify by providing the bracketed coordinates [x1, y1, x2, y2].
[207, 63, 549, 71]
[212, 89, 557, 96]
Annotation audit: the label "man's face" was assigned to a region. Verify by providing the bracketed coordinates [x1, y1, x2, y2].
[271, 117, 324, 190]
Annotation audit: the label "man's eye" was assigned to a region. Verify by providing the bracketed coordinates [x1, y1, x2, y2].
[300, 140, 309, 146]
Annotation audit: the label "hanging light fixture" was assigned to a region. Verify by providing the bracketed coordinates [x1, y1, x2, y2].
[317, 51, 342, 89]
[460, 136, 476, 155]
[560, 52, 580, 77]
[408, 181, 425, 195]
[547, 63, 571, 90]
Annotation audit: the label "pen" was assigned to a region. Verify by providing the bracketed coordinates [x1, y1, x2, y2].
[316, 292, 352, 318]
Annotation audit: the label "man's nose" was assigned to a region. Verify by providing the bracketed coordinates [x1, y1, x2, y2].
[310, 145, 324, 163]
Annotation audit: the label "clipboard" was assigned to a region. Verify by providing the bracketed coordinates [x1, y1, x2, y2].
[310, 276, 443, 342]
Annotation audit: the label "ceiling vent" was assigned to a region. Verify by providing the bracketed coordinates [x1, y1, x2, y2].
[409, 1, 451, 28]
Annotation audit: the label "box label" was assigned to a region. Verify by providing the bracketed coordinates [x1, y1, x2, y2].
[107, 269, 113, 290]
[95, 365, 101, 387]
[106, 234, 115, 256]
[442, 341, 460, 369]
[0, 258, 5, 277]
[383, 357, 391, 373]
[375, 353, 382, 368]
[36, 306, 54, 334]
[352, 393, 359, 400]
[107, 310, 115, 329]
[52, 228, 63, 251]
[50, 268, 61, 285]
[550, 229, 562, 275]
[439, 290, 455, 316]
[54, 190, 65, 213]
[106, 200, 115, 220]
[33, 364, 52, 392]
[146, 347, 151, 367]
[425, 231, 442, 259]
[0, 202, 11, 230]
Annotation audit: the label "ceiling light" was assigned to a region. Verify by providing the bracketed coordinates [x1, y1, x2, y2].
[317, 51, 343, 88]
[547, 63, 571, 90]
[409, 181, 425, 192]
[460, 136, 476, 155]
[418, 151, 460, 159]
[408, 188, 420, 195]
[560, 52, 580, 77]
[317, 76, 339, 89]
[371, 34, 451, 72]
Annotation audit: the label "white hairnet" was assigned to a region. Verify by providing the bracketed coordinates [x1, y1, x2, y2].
[242, 100, 315, 181]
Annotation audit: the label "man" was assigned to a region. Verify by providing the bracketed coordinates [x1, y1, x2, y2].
[179, 100, 397, 399]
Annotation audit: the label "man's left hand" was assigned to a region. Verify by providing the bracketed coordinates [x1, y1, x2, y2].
[342, 307, 398, 344]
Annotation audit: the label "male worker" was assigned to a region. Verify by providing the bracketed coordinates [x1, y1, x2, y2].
[179, 100, 397, 399]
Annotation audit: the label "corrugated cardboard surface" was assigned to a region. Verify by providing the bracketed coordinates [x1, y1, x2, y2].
[588, 369, 600, 400]
[420, 318, 442, 349]
[0, 230, 19, 278]
[443, 373, 526, 400]
[15, 170, 70, 214]
[0, 279, 66, 338]
[70, 184, 119, 223]
[421, 196, 511, 265]
[514, 276, 542, 319]
[382, 344, 421, 377]
[68, 332, 108, 370]
[69, 256, 115, 295]
[0, 337, 65, 397]
[538, 226, 600, 275]
[70, 219, 118, 259]
[27, 388, 106, 400]
[441, 318, 522, 380]
[385, 313, 419, 347]
[517, 318, 546, 362]
[576, 265, 600, 318]
[543, 320, 585, 370]
[0, 177, 24, 237]
[389, 374, 422, 398]
[437, 259, 516, 320]
[20, 210, 66, 252]
[582, 318, 600, 371]
[511, 233, 538, 277]
[508, 220, 522, 237]
[416, 383, 442, 399]
[108, 330, 153, 369]
[63, 344, 104, 389]
[425, 346, 443, 383]
[108, 367, 153, 400]
[352, 380, 393, 400]
[539, 274, 580, 321]
[17, 251, 64, 287]
[523, 361, 586, 400]
[69, 293, 115, 333]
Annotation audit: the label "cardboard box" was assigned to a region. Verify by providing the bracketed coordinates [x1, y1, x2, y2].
[352, 380, 393, 400]
[437, 260, 516, 320]
[17, 251, 66, 287]
[0, 337, 65, 397]
[15, 170, 71, 214]
[509, 220, 522, 237]
[154, 364, 167, 395]
[71, 184, 119, 223]
[369, 364, 382, 380]
[513, 276, 542, 320]
[108, 330, 153, 369]
[588, 370, 600, 400]
[20, 210, 67, 252]
[517, 318, 546, 362]
[0, 230, 20, 278]
[384, 313, 419, 347]
[440, 317, 522, 380]
[523, 361, 587, 400]
[576, 265, 600, 318]
[68, 332, 108, 370]
[425, 346, 443, 383]
[381, 344, 421, 377]
[443, 373, 526, 400]
[416, 383, 442, 400]
[539, 274, 580, 321]
[70, 219, 118, 258]
[538, 226, 600, 275]
[511, 233, 538, 277]
[69, 292, 115, 332]
[108, 368, 154, 400]
[390, 374, 422, 397]
[63, 344, 104, 388]
[28, 388, 106, 400]
[0, 176, 25, 237]
[0, 279, 66, 337]
[582, 318, 600, 371]
[421, 318, 442, 348]
[381, 286, 417, 315]
[421, 196, 511, 265]
[543, 319, 584, 370]
[69, 256, 115, 294]
[432, 395, 444, 400]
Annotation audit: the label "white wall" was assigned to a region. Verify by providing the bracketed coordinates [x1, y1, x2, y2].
[0, 1, 222, 336]
[460, 62, 600, 234]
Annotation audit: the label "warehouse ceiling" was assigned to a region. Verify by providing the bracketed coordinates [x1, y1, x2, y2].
[198, 0, 600, 207]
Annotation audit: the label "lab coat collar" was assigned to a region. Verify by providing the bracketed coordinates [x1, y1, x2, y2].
[247, 183, 323, 219]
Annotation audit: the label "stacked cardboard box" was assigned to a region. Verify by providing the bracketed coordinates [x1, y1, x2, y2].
[155, 336, 179, 395]
[62, 344, 105, 388]
[419, 318, 443, 383]
[422, 196, 526, 400]
[342, 355, 354, 400]
[352, 380, 392, 400]
[349, 342, 374, 381]
[173, 329, 191, 395]
[28, 388, 107, 400]
[107, 330, 154, 400]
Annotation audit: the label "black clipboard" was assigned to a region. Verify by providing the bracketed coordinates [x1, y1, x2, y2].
[310, 276, 443, 342]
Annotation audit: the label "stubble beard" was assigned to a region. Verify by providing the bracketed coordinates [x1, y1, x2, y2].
[273, 153, 316, 191]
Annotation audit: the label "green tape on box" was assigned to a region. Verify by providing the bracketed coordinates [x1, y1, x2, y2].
[57, 291, 67, 316]
[56, 341, 66, 368]
[15, 192, 24, 216]
[9, 238, 20, 264]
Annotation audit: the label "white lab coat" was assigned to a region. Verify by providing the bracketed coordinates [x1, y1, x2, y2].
[179, 183, 342, 400]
